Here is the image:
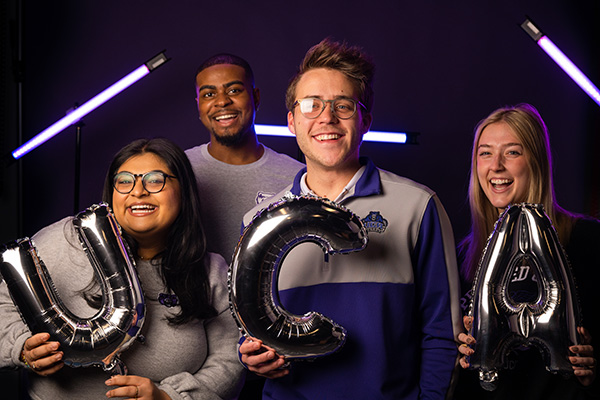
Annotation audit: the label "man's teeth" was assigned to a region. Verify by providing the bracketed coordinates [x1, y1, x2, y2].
[315, 134, 340, 141]
[215, 114, 236, 121]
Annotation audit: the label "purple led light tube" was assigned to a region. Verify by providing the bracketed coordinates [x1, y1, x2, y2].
[12, 52, 169, 160]
[254, 124, 413, 144]
[521, 18, 600, 107]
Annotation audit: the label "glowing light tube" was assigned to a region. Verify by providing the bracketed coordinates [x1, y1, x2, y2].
[12, 52, 169, 160]
[255, 124, 411, 144]
[521, 18, 600, 107]
[537, 37, 600, 106]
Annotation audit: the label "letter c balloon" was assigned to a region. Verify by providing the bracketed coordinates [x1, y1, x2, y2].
[229, 195, 368, 359]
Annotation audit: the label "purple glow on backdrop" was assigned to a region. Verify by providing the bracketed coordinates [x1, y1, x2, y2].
[521, 18, 600, 107]
[255, 124, 409, 144]
[11, 48, 409, 160]
[12, 65, 150, 159]
[12, 52, 168, 160]
[537, 36, 600, 106]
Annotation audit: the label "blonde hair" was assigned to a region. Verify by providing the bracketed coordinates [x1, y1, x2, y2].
[460, 103, 576, 282]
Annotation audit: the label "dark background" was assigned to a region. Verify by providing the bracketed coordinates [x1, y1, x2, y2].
[0, 1, 599, 398]
[2, 1, 599, 245]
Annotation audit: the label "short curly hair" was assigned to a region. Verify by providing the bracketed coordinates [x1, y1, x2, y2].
[194, 53, 255, 88]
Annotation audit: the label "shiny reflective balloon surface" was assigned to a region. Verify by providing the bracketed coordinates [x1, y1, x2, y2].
[0, 203, 145, 373]
[229, 195, 368, 359]
[468, 203, 580, 390]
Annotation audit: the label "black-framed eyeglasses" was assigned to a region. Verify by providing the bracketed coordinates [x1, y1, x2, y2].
[293, 97, 366, 120]
[113, 171, 177, 194]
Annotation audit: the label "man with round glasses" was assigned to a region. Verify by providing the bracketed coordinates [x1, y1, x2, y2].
[185, 54, 303, 265]
[294, 97, 366, 120]
[239, 38, 461, 399]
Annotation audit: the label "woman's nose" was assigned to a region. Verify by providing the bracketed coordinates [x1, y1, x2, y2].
[491, 154, 505, 170]
[130, 177, 149, 196]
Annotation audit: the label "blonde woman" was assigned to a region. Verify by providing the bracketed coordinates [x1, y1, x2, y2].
[455, 104, 599, 399]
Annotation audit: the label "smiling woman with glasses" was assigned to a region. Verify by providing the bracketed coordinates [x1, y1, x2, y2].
[0, 137, 244, 400]
[113, 170, 177, 194]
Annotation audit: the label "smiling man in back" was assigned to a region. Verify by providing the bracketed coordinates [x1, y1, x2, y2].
[186, 54, 303, 265]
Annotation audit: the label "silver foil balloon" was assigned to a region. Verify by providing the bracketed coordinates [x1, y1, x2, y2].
[229, 195, 368, 359]
[468, 203, 580, 390]
[0, 203, 145, 373]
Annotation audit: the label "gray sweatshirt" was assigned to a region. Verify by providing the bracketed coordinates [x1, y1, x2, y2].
[0, 217, 244, 400]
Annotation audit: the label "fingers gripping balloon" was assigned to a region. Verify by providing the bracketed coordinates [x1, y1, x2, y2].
[0, 203, 145, 373]
[229, 195, 368, 359]
[468, 203, 581, 390]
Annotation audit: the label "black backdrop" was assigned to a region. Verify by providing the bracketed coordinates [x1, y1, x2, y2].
[1, 0, 599, 248]
[0, 1, 599, 398]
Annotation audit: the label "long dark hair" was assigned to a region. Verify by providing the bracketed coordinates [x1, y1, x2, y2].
[86, 138, 216, 323]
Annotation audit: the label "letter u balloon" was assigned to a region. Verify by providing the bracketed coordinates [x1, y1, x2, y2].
[0, 203, 145, 373]
[468, 203, 581, 390]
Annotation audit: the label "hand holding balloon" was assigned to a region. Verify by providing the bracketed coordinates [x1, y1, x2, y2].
[569, 327, 596, 386]
[239, 337, 289, 379]
[457, 316, 475, 369]
[0, 204, 145, 373]
[468, 204, 582, 390]
[458, 317, 596, 386]
[20, 333, 64, 376]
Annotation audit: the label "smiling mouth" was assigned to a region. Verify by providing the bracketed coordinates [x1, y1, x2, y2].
[129, 204, 156, 214]
[214, 113, 238, 122]
[490, 178, 513, 189]
[314, 133, 341, 141]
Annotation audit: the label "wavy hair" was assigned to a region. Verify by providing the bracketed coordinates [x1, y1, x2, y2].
[459, 103, 577, 283]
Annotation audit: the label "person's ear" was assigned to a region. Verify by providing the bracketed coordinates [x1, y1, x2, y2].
[253, 88, 261, 111]
[287, 111, 296, 135]
[360, 112, 373, 136]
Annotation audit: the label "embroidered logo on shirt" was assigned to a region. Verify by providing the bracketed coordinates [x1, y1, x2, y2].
[255, 191, 276, 205]
[361, 211, 388, 233]
[158, 293, 179, 307]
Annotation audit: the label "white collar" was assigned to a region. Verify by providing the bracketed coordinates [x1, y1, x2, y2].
[300, 165, 366, 202]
